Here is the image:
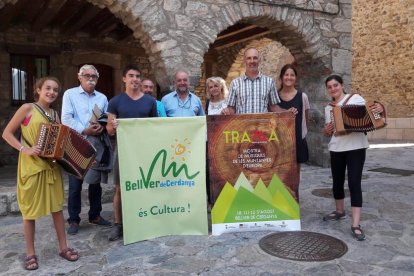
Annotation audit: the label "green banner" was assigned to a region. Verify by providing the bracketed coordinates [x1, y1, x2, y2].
[117, 117, 208, 245]
[207, 113, 301, 235]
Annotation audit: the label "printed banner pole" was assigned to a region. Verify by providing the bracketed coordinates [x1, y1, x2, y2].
[117, 117, 208, 244]
[207, 113, 301, 235]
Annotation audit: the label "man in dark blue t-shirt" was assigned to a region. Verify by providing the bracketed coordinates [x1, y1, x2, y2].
[106, 64, 157, 241]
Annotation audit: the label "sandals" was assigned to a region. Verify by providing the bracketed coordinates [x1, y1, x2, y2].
[59, 248, 79, 262]
[24, 255, 38, 271]
[323, 211, 346, 221]
[24, 248, 78, 270]
[351, 225, 366, 241]
[323, 210, 365, 241]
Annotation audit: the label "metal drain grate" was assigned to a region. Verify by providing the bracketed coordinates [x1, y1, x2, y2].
[259, 231, 348, 261]
[368, 167, 414, 176]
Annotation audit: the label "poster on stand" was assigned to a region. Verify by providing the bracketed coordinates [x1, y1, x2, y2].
[117, 117, 208, 245]
[207, 113, 300, 235]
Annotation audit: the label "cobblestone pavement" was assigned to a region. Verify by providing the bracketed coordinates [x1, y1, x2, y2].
[0, 144, 413, 275]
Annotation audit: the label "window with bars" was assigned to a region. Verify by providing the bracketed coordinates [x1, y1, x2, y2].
[10, 55, 49, 105]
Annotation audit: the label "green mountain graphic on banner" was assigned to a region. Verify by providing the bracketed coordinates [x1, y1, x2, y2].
[268, 174, 300, 219]
[254, 179, 273, 205]
[212, 172, 300, 223]
[233, 172, 254, 192]
[224, 186, 291, 223]
[211, 182, 236, 224]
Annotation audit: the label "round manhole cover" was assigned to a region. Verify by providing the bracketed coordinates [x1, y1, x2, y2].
[259, 231, 348, 261]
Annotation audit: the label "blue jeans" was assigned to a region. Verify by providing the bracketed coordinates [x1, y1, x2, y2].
[67, 175, 102, 224]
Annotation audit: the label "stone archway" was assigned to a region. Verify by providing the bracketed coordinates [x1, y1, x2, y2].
[0, 0, 351, 166]
[0, 0, 165, 165]
[218, 37, 294, 88]
[90, 0, 170, 89]
[90, 1, 351, 106]
[0, 0, 169, 92]
[88, 1, 350, 166]
[0, 0, 351, 91]
[190, 5, 350, 165]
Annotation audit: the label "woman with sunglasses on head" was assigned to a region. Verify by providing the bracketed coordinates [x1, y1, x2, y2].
[205, 77, 228, 115]
[204, 77, 229, 208]
[322, 74, 383, 241]
[2, 77, 79, 270]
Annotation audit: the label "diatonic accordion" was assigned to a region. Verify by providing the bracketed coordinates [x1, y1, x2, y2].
[35, 123, 96, 178]
[331, 102, 386, 135]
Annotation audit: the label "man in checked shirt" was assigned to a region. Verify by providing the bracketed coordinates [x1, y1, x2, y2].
[222, 47, 294, 115]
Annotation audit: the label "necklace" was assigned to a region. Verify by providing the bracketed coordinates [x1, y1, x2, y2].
[36, 102, 50, 112]
[35, 103, 54, 122]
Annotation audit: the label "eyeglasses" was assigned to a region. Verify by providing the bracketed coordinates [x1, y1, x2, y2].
[177, 97, 191, 109]
[81, 74, 99, 79]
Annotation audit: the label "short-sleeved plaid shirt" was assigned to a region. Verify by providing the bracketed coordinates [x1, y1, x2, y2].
[226, 73, 280, 114]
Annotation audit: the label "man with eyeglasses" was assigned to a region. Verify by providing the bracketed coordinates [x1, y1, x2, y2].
[106, 64, 158, 241]
[61, 64, 112, 235]
[161, 70, 205, 117]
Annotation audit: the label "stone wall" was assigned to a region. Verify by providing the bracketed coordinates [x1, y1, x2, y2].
[0, 27, 152, 164]
[95, 0, 349, 90]
[0, 0, 352, 166]
[352, 0, 414, 141]
[0, 0, 412, 168]
[221, 37, 294, 88]
[194, 37, 294, 101]
[352, 0, 414, 117]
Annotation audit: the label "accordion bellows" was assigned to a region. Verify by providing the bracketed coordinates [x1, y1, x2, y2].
[35, 123, 96, 178]
[332, 101, 386, 135]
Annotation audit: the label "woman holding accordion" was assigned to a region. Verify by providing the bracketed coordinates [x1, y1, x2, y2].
[322, 74, 383, 241]
[2, 77, 79, 270]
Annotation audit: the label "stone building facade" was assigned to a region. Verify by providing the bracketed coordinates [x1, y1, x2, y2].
[2, 0, 410, 168]
[352, 0, 414, 141]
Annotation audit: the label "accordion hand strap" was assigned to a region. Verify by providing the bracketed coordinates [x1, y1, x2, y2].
[373, 101, 387, 125]
[374, 101, 386, 116]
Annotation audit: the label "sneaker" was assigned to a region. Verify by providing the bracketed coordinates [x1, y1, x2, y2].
[108, 224, 123, 241]
[67, 223, 79, 235]
[89, 216, 112, 227]
[323, 211, 346, 221]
